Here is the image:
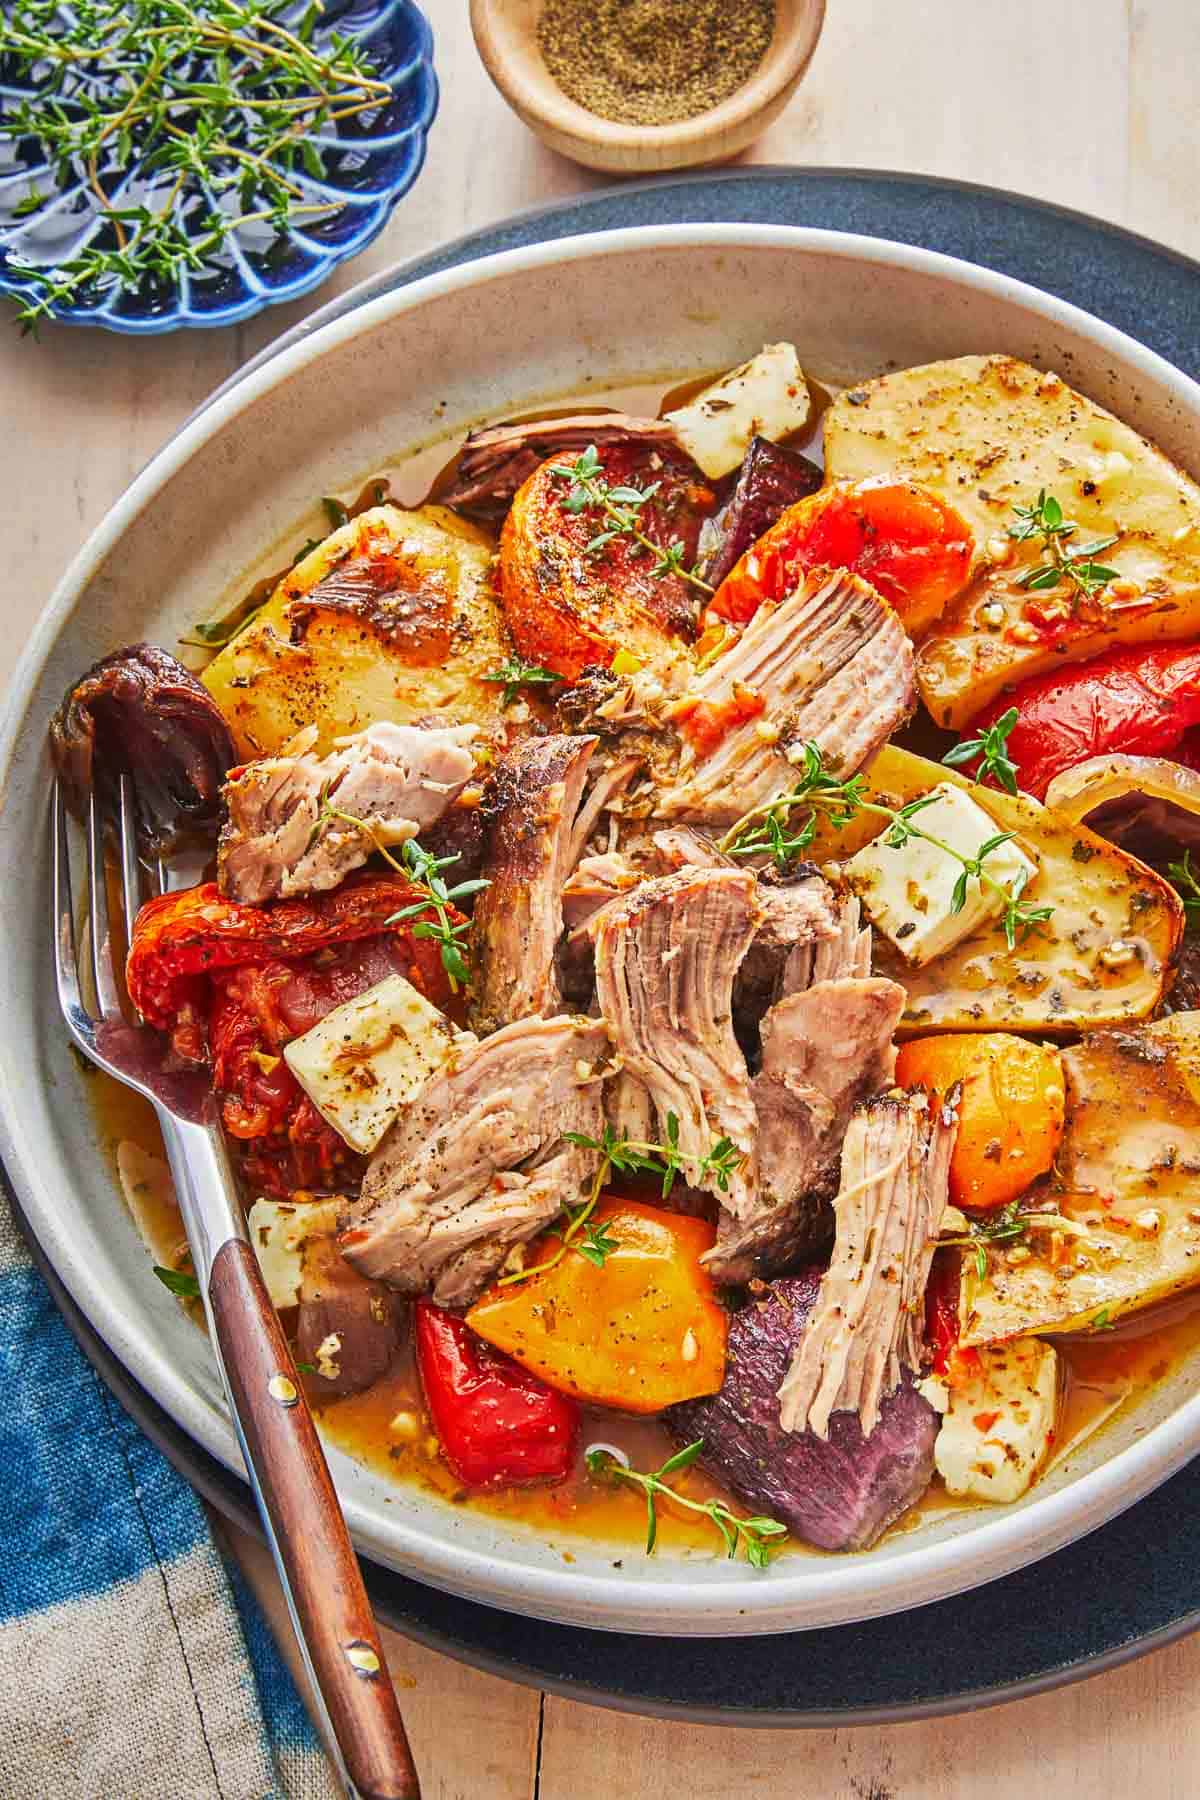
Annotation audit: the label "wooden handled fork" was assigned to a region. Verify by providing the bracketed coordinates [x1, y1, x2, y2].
[51, 775, 421, 1800]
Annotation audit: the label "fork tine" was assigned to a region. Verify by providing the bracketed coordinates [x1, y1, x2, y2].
[52, 784, 85, 1030]
[117, 773, 143, 950]
[86, 788, 122, 1019]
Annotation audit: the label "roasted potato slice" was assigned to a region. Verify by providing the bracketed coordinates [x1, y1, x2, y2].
[806, 745, 1183, 1035]
[961, 1013, 1200, 1343]
[824, 355, 1200, 730]
[498, 443, 715, 681]
[203, 505, 514, 757]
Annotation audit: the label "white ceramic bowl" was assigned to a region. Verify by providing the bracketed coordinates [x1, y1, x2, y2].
[4, 226, 1200, 1637]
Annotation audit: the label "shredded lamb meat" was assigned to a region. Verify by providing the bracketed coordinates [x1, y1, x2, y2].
[468, 735, 598, 1035]
[655, 566, 915, 825]
[776, 1093, 958, 1439]
[219, 720, 477, 903]
[592, 867, 762, 1215]
[735, 872, 846, 1015]
[340, 1015, 609, 1307]
[704, 971, 906, 1284]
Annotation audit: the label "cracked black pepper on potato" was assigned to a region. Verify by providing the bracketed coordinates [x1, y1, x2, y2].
[537, 0, 777, 127]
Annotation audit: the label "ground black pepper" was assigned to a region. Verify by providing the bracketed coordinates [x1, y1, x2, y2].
[537, 0, 777, 128]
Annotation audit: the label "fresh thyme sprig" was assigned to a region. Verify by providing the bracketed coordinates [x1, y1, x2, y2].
[1168, 850, 1200, 921]
[942, 706, 1021, 796]
[301, 790, 487, 989]
[565, 1115, 743, 1200]
[548, 446, 714, 595]
[1008, 490, 1120, 604]
[585, 1441, 788, 1567]
[719, 742, 1055, 950]
[483, 656, 563, 708]
[3, 0, 390, 333]
[497, 1113, 744, 1288]
[387, 840, 490, 991]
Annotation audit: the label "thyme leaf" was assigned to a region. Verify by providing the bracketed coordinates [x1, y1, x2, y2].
[942, 706, 1022, 796]
[547, 446, 713, 596]
[1008, 489, 1120, 604]
[498, 1114, 745, 1288]
[1168, 851, 1200, 921]
[302, 798, 488, 992]
[483, 656, 563, 708]
[154, 1264, 199, 1299]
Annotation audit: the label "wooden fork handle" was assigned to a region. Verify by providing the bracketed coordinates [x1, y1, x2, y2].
[209, 1239, 421, 1800]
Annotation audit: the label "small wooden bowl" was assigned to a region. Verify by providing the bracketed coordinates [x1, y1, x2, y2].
[469, 0, 826, 175]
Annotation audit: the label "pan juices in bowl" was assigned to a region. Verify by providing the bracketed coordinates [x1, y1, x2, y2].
[95, 339, 1200, 1574]
[8, 226, 1200, 1636]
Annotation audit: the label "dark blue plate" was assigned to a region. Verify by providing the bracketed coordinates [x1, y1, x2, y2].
[0, 0, 437, 334]
[21, 169, 1200, 1721]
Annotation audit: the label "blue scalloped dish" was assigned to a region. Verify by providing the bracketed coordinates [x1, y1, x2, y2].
[0, 0, 437, 333]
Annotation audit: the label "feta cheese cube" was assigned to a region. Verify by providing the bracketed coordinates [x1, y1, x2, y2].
[842, 782, 1038, 966]
[934, 1337, 1060, 1504]
[665, 343, 811, 478]
[283, 973, 458, 1155]
[246, 1196, 341, 1310]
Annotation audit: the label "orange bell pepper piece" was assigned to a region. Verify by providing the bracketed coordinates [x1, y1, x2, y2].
[466, 1199, 728, 1413]
[895, 1032, 1066, 1213]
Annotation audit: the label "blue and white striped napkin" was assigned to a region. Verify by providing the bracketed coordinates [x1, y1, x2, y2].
[0, 1191, 337, 1799]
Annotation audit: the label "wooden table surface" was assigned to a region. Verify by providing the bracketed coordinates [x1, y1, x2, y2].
[5, 4, 1200, 1795]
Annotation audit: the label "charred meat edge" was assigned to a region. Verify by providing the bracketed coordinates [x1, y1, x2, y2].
[705, 970, 907, 1285]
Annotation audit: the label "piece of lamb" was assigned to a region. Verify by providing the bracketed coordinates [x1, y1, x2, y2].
[666, 1270, 938, 1553]
[734, 871, 845, 1018]
[592, 867, 762, 1217]
[777, 1093, 958, 1438]
[467, 735, 598, 1035]
[656, 566, 915, 827]
[704, 973, 906, 1284]
[340, 1015, 608, 1307]
[219, 719, 477, 903]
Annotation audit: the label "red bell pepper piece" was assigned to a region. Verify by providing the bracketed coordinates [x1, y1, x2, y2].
[925, 1251, 963, 1378]
[968, 640, 1200, 799]
[414, 1301, 579, 1488]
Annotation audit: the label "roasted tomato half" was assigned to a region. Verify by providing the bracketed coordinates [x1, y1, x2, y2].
[127, 871, 452, 1030]
[708, 477, 974, 639]
[499, 443, 717, 680]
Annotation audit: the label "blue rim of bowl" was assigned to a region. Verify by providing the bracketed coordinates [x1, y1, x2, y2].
[0, 0, 438, 335]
